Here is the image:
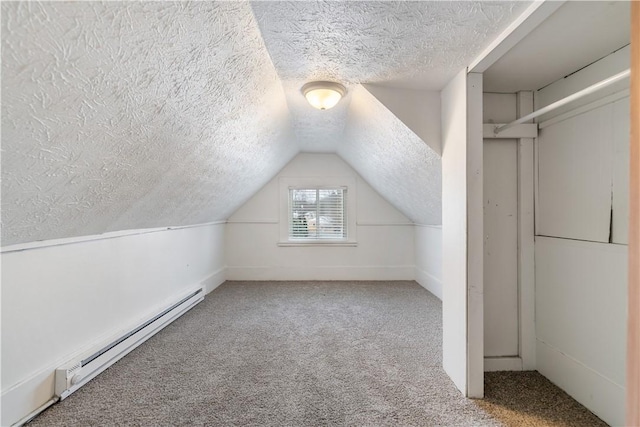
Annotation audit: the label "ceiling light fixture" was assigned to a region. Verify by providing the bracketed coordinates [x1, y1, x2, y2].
[301, 81, 346, 110]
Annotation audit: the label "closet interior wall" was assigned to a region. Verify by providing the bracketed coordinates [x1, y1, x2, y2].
[533, 47, 630, 427]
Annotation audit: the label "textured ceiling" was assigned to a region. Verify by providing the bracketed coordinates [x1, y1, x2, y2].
[340, 86, 442, 224]
[2, 2, 296, 245]
[251, 1, 530, 90]
[250, 0, 527, 224]
[2, 1, 531, 245]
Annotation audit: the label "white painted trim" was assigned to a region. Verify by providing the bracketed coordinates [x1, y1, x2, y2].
[201, 268, 227, 295]
[517, 91, 537, 371]
[277, 241, 358, 247]
[466, 72, 484, 398]
[2, 367, 57, 427]
[484, 357, 523, 372]
[227, 221, 413, 227]
[538, 89, 630, 129]
[483, 123, 537, 139]
[534, 129, 541, 235]
[535, 234, 629, 251]
[1, 221, 227, 253]
[468, 1, 565, 73]
[356, 222, 414, 227]
[12, 397, 58, 427]
[537, 339, 624, 426]
[517, 90, 535, 125]
[413, 223, 443, 229]
[225, 265, 415, 281]
[226, 220, 279, 224]
[415, 267, 443, 300]
[441, 69, 469, 395]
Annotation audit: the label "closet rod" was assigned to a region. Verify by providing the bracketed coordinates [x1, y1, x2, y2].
[495, 68, 630, 134]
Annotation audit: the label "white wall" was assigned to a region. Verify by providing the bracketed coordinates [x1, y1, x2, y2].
[481, 91, 537, 371]
[362, 84, 442, 154]
[483, 139, 519, 358]
[1, 223, 226, 426]
[414, 226, 443, 300]
[226, 153, 415, 280]
[534, 50, 629, 426]
[441, 69, 468, 395]
[536, 237, 627, 426]
[483, 93, 519, 360]
[441, 69, 484, 397]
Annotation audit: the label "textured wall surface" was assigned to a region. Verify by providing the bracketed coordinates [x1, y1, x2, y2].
[2, 2, 296, 245]
[2, 1, 529, 245]
[340, 86, 442, 225]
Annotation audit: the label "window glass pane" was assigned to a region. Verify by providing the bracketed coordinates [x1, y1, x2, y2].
[289, 188, 345, 240]
[289, 189, 316, 239]
[318, 189, 344, 238]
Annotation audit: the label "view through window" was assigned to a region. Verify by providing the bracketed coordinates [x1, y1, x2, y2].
[289, 188, 346, 240]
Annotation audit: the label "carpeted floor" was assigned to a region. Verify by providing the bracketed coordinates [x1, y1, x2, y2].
[28, 281, 606, 426]
[479, 371, 607, 427]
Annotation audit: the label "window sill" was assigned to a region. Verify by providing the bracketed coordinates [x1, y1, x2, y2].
[277, 241, 358, 247]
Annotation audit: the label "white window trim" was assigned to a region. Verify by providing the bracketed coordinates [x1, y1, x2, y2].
[278, 176, 357, 246]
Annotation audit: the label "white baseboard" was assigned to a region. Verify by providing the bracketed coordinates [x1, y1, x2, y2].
[536, 339, 624, 426]
[225, 265, 415, 281]
[1, 368, 56, 426]
[201, 268, 226, 294]
[484, 356, 523, 372]
[414, 267, 442, 300]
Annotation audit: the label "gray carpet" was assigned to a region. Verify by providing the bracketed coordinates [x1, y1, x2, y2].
[479, 371, 607, 427]
[28, 281, 605, 426]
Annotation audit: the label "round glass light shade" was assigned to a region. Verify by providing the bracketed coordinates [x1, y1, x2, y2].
[301, 82, 346, 110]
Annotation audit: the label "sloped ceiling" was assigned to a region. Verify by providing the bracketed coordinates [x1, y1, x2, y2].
[2, 2, 296, 245]
[251, 0, 528, 225]
[1, 1, 530, 245]
[340, 86, 442, 224]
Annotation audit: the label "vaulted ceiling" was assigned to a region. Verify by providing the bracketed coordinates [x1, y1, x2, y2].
[1, 1, 531, 246]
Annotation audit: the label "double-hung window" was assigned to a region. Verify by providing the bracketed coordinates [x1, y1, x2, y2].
[278, 176, 356, 246]
[288, 188, 346, 240]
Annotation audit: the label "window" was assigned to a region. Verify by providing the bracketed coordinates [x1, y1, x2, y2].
[289, 188, 346, 240]
[278, 176, 356, 246]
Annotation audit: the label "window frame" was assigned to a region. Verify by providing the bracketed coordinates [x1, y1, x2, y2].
[288, 187, 347, 240]
[278, 176, 357, 246]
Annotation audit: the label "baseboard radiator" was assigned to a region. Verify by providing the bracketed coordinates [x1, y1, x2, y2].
[55, 288, 204, 400]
